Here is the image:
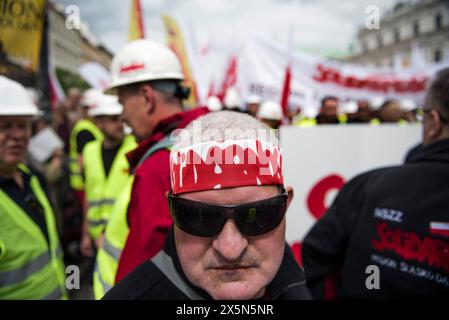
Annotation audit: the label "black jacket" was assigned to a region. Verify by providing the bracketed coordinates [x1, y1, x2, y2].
[302, 138, 449, 299]
[104, 228, 312, 300]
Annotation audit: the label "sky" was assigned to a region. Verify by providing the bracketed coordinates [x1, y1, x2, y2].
[55, 0, 402, 89]
[56, 0, 400, 57]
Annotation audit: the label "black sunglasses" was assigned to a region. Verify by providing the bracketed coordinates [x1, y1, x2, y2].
[168, 190, 288, 238]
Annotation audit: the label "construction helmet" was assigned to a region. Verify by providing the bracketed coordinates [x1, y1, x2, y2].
[246, 94, 261, 105]
[104, 39, 184, 95]
[224, 87, 242, 110]
[81, 88, 104, 108]
[206, 96, 222, 112]
[341, 101, 358, 114]
[399, 99, 417, 112]
[257, 101, 283, 121]
[0, 76, 40, 116]
[88, 94, 123, 117]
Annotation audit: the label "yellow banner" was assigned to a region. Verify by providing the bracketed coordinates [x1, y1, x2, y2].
[128, 0, 144, 41]
[0, 0, 46, 72]
[162, 15, 198, 108]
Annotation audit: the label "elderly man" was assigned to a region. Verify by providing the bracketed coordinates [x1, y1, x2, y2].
[302, 68, 449, 299]
[103, 111, 311, 300]
[0, 76, 66, 299]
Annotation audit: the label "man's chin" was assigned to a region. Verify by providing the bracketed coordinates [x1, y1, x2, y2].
[208, 282, 264, 300]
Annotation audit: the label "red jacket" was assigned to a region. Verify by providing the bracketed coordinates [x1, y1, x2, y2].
[115, 107, 209, 283]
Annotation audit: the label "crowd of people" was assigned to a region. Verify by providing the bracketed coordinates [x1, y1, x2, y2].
[0, 38, 448, 300]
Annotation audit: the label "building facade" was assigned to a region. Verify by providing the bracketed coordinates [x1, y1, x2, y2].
[346, 0, 449, 68]
[48, 1, 113, 73]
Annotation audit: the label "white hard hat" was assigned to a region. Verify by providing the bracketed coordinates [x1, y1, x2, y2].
[81, 88, 104, 108]
[246, 94, 261, 105]
[303, 106, 319, 119]
[88, 94, 123, 117]
[399, 99, 417, 111]
[341, 101, 358, 114]
[105, 39, 184, 95]
[224, 87, 242, 109]
[370, 96, 386, 111]
[206, 96, 222, 112]
[257, 100, 283, 121]
[0, 76, 40, 116]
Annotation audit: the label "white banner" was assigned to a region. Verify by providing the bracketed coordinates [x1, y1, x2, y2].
[79, 62, 111, 90]
[280, 124, 421, 260]
[236, 35, 432, 109]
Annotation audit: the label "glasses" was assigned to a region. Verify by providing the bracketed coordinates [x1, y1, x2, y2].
[168, 190, 288, 238]
[413, 108, 448, 123]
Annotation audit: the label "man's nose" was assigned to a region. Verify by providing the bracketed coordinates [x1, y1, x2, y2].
[212, 220, 248, 262]
[9, 125, 27, 140]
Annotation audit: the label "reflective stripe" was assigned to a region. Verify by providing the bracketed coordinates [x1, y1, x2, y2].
[94, 263, 112, 296]
[88, 219, 108, 227]
[0, 252, 50, 287]
[102, 238, 121, 261]
[88, 199, 116, 209]
[42, 285, 63, 300]
[55, 246, 63, 258]
[152, 251, 205, 300]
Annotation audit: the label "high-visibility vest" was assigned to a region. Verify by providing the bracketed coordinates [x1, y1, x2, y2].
[295, 115, 347, 127]
[83, 135, 137, 240]
[93, 137, 172, 299]
[69, 119, 103, 191]
[295, 117, 317, 127]
[0, 165, 67, 300]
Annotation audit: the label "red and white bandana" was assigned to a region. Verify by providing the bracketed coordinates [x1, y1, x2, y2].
[170, 139, 283, 195]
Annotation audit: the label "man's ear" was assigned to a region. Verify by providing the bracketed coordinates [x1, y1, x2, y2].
[428, 110, 443, 138]
[285, 186, 294, 210]
[139, 84, 156, 115]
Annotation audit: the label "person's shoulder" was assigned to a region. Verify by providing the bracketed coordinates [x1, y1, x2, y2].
[103, 260, 164, 300]
[343, 165, 399, 190]
[83, 139, 101, 154]
[135, 147, 170, 177]
[103, 259, 188, 300]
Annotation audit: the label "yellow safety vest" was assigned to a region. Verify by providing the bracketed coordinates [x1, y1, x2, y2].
[295, 115, 347, 127]
[83, 135, 137, 240]
[93, 136, 172, 299]
[69, 119, 103, 191]
[0, 165, 67, 300]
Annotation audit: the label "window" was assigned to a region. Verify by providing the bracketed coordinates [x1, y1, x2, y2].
[361, 41, 368, 53]
[413, 20, 420, 36]
[377, 34, 383, 49]
[434, 49, 442, 63]
[394, 28, 400, 43]
[435, 14, 442, 31]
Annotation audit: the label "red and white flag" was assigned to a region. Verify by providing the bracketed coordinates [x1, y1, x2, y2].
[430, 222, 449, 237]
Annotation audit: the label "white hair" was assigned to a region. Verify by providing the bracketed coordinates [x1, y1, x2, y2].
[171, 111, 279, 153]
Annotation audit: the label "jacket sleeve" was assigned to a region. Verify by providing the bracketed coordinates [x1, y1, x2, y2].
[115, 150, 172, 283]
[301, 173, 368, 299]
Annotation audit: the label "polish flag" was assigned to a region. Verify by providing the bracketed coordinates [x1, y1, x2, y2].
[430, 222, 449, 237]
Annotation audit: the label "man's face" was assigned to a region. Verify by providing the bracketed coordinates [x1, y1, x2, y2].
[380, 102, 402, 123]
[0, 116, 32, 168]
[118, 86, 153, 142]
[95, 115, 124, 142]
[67, 89, 82, 109]
[174, 185, 288, 300]
[247, 103, 259, 117]
[322, 99, 338, 118]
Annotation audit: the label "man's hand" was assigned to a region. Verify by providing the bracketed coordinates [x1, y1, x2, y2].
[80, 232, 94, 257]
